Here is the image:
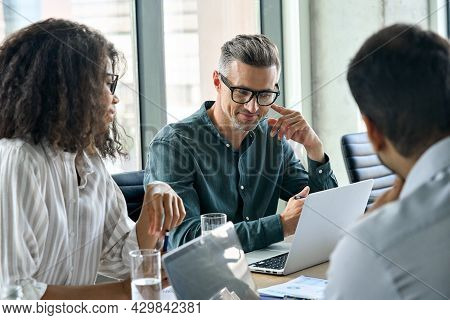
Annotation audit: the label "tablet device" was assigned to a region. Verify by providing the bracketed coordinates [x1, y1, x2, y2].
[162, 222, 259, 300]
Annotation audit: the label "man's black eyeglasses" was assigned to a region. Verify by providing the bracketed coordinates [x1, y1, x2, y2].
[106, 73, 119, 95]
[219, 73, 280, 106]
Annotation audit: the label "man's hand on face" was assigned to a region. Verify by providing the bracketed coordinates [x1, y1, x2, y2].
[367, 176, 404, 213]
[280, 186, 310, 237]
[268, 104, 325, 163]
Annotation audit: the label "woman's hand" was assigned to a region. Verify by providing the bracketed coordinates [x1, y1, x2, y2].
[136, 181, 186, 249]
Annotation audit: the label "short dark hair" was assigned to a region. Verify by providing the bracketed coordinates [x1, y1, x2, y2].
[347, 24, 450, 157]
[218, 34, 280, 76]
[0, 18, 126, 158]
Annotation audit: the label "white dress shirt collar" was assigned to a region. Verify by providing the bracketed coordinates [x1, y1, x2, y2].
[400, 136, 450, 199]
[41, 141, 95, 188]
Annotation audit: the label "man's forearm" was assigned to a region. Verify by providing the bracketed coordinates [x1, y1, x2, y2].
[171, 213, 284, 253]
[234, 215, 284, 253]
[305, 141, 325, 163]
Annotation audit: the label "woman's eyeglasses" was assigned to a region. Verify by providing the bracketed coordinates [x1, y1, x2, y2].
[106, 73, 119, 95]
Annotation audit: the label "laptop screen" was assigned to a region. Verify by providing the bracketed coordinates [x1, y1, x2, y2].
[162, 222, 259, 300]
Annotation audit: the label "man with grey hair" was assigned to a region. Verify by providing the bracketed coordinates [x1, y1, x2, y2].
[145, 34, 337, 253]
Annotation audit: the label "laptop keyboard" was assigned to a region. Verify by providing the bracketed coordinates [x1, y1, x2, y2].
[250, 252, 288, 270]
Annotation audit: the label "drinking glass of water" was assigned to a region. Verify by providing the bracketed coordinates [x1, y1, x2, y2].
[201, 213, 227, 236]
[129, 249, 161, 300]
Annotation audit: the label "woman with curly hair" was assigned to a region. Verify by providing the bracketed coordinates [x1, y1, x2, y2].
[0, 18, 185, 299]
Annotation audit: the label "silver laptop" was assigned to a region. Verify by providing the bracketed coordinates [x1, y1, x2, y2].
[246, 180, 374, 275]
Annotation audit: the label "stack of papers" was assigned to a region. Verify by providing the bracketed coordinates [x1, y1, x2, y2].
[258, 276, 327, 300]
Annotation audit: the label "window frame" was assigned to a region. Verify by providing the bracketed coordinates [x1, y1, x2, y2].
[134, 0, 286, 167]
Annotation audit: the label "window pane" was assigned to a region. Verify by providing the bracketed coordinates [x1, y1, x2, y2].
[163, 0, 260, 123]
[0, 0, 140, 173]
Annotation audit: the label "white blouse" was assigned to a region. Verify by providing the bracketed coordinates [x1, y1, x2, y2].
[0, 139, 139, 299]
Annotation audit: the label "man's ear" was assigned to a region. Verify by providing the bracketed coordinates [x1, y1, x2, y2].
[213, 71, 221, 92]
[362, 114, 386, 152]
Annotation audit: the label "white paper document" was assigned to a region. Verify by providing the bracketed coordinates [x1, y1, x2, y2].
[161, 286, 177, 300]
[258, 276, 327, 300]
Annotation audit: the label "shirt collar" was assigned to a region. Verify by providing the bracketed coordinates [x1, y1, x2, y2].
[41, 141, 95, 188]
[199, 101, 223, 137]
[41, 140, 59, 159]
[75, 151, 95, 175]
[400, 136, 450, 199]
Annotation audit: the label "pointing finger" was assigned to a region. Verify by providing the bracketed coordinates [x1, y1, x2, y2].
[270, 104, 291, 115]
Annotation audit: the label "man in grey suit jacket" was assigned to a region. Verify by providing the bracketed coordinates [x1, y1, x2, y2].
[325, 24, 450, 299]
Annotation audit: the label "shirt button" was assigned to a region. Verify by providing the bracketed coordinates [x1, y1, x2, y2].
[226, 144, 230, 148]
[70, 231, 75, 237]
[318, 169, 323, 174]
[245, 217, 250, 221]
[240, 186, 244, 190]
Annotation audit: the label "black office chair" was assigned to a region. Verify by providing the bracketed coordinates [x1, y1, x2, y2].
[112, 170, 145, 222]
[341, 132, 396, 206]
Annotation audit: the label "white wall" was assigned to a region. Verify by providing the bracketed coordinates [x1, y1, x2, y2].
[305, 0, 433, 185]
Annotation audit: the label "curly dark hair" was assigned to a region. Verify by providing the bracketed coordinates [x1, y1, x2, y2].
[0, 18, 127, 158]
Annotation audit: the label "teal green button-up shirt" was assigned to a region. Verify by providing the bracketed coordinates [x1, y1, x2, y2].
[144, 101, 338, 252]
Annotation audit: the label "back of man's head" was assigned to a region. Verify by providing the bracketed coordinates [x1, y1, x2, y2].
[218, 34, 280, 77]
[347, 24, 450, 158]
